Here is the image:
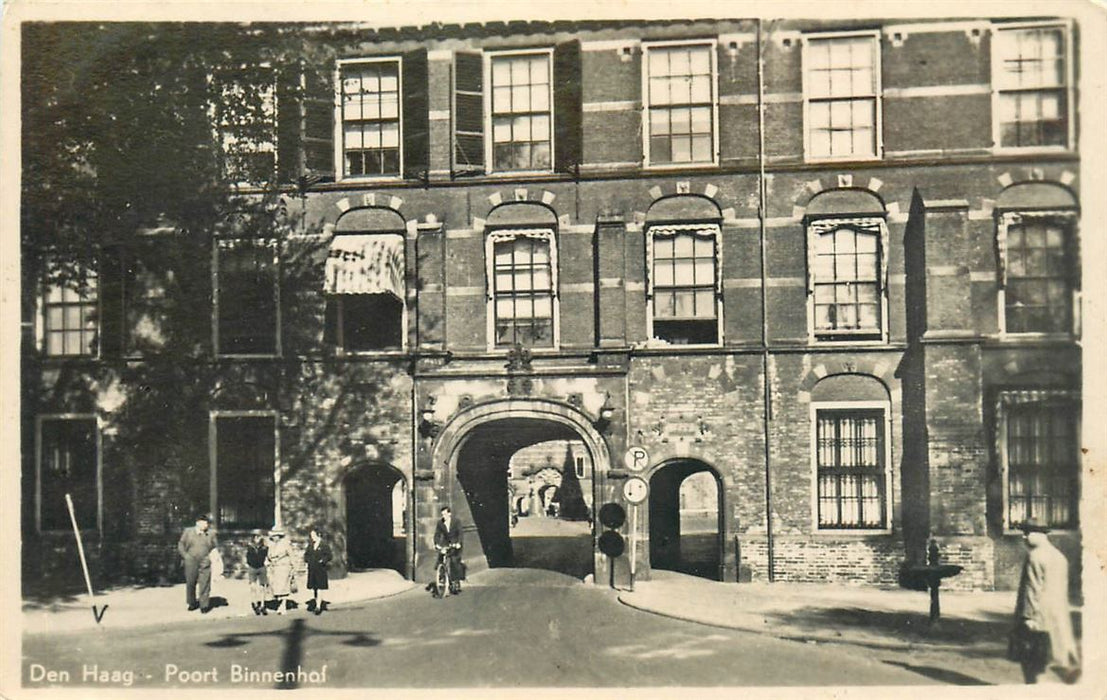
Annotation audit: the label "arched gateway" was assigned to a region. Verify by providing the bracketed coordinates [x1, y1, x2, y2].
[418, 399, 611, 582]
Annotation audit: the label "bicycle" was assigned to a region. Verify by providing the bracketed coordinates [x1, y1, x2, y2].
[432, 543, 461, 598]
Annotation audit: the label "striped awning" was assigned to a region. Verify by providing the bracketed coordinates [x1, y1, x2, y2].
[324, 234, 404, 297]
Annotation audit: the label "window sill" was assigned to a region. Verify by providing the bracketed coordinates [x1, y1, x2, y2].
[803, 153, 883, 165]
[215, 353, 282, 360]
[811, 335, 887, 346]
[334, 348, 408, 358]
[811, 527, 893, 537]
[1002, 527, 1079, 537]
[483, 169, 557, 178]
[642, 161, 719, 172]
[991, 145, 1073, 156]
[336, 174, 405, 185]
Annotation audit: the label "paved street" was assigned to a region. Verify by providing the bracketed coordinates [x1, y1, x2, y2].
[22, 569, 938, 689]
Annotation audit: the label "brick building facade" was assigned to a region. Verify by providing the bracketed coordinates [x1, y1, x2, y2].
[22, 16, 1083, 592]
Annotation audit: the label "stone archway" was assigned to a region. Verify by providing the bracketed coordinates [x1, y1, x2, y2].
[422, 399, 610, 581]
[648, 459, 724, 581]
[343, 462, 406, 575]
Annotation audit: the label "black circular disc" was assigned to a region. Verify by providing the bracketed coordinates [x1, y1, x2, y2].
[598, 502, 627, 529]
[598, 530, 625, 557]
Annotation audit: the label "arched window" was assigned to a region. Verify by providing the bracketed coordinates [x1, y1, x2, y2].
[810, 375, 891, 531]
[995, 183, 1078, 336]
[805, 189, 888, 343]
[325, 207, 407, 352]
[486, 229, 557, 348]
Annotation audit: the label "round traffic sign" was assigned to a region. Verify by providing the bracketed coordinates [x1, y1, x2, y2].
[598, 530, 625, 557]
[598, 502, 626, 529]
[623, 446, 650, 472]
[622, 476, 649, 504]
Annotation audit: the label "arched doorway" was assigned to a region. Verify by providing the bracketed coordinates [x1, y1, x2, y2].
[453, 421, 593, 578]
[648, 460, 723, 581]
[345, 463, 406, 574]
[426, 399, 610, 582]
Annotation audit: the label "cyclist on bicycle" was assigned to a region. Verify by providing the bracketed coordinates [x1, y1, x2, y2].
[433, 506, 463, 594]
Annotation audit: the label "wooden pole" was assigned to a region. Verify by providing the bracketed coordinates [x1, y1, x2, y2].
[65, 493, 95, 600]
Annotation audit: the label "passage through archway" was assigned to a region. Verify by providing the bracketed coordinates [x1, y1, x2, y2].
[452, 418, 595, 579]
[648, 460, 723, 581]
[345, 463, 406, 574]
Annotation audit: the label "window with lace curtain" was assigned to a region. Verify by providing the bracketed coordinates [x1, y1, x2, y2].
[815, 408, 887, 529]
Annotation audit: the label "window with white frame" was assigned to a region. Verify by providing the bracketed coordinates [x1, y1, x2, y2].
[487, 229, 557, 348]
[804, 33, 880, 160]
[993, 24, 1071, 149]
[643, 42, 717, 166]
[214, 239, 279, 356]
[997, 392, 1078, 529]
[648, 225, 720, 345]
[339, 59, 402, 178]
[213, 414, 276, 530]
[43, 264, 98, 357]
[997, 212, 1075, 334]
[38, 416, 99, 532]
[814, 407, 887, 529]
[808, 218, 887, 341]
[488, 50, 553, 173]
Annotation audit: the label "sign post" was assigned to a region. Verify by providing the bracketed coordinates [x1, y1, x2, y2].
[66, 493, 108, 624]
[622, 476, 649, 592]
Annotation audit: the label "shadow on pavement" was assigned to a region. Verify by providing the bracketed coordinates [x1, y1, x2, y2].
[767, 606, 1010, 646]
[882, 660, 991, 685]
[202, 618, 381, 689]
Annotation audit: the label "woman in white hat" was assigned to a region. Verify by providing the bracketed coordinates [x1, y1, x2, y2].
[266, 527, 295, 614]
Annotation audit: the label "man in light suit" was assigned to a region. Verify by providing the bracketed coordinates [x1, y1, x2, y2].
[178, 514, 218, 613]
[1013, 517, 1080, 684]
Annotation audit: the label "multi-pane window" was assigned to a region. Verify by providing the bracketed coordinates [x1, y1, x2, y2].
[214, 415, 276, 530]
[804, 34, 880, 159]
[340, 60, 401, 177]
[43, 268, 98, 357]
[815, 409, 886, 529]
[38, 417, 98, 532]
[811, 223, 882, 339]
[489, 52, 552, 172]
[490, 231, 555, 348]
[644, 43, 716, 166]
[213, 68, 278, 183]
[650, 228, 719, 345]
[1006, 403, 1078, 529]
[994, 25, 1069, 149]
[215, 239, 279, 355]
[1004, 219, 1072, 333]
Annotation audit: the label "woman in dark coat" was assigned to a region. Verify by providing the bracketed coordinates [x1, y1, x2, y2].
[304, 527, 332, 615]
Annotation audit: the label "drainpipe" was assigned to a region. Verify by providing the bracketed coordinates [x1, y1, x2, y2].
[756, 18, 775, 583]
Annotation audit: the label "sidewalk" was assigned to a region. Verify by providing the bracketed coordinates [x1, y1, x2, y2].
[618, 570, 1042, 685]
[22, 569, 416, 636]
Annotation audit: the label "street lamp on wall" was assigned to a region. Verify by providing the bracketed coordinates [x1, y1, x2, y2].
[593, 393, 616, 435]
[418, 397, 440, 439]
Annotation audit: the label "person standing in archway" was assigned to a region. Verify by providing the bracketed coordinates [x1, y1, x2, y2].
[434, 506, 464, 594]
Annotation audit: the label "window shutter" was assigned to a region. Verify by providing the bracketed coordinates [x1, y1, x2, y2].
[452, 50, 484, 173]
[276, 66, 302, 184]
[553, 40, 582, 174]
[300, 59, 336, 183]
[98, 246, 124, 357]
[402, 48, 430, 181]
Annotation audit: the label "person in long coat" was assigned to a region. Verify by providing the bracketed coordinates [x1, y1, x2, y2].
[304, 527, 332, 615]
[266, 527, 295, 614]
[1013, 518, 1080, 684]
